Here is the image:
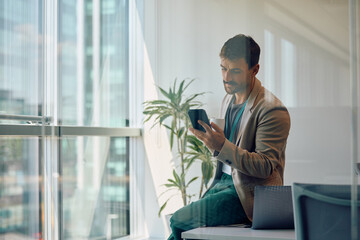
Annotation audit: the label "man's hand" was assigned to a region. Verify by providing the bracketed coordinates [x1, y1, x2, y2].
[189, 120, 226, 152]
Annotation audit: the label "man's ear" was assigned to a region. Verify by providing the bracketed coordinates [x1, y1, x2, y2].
[252, 64, 260, 76]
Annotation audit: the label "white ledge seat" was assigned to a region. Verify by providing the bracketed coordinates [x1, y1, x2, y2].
[181, 226, 295, 240]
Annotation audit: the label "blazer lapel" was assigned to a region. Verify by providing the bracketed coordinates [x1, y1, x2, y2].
[235, 78, 262, 145]
[219, 78, 262, 146]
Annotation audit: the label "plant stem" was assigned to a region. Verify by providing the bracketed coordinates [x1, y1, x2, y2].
[182, 130, 188, 205]
[199, 177, 204, 199]
[177, 118, 187, 206]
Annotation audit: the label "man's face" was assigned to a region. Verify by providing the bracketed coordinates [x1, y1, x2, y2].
[220, 57, 258, 95]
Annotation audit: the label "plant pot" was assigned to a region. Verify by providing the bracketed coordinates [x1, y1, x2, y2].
[165, 213, 173, 231]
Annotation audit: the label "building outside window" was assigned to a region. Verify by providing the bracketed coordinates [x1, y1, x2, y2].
[0, 0, 140, 239]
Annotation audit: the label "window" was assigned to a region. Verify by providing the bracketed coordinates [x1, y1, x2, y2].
[0, 137, 42, 239]
[61, 137, 130, 239]
[0, 0, 142, 239]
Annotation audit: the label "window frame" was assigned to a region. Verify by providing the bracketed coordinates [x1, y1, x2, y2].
[0, 0, 144, 239]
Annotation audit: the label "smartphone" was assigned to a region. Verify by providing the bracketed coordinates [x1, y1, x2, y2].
[188, 109, 211, 132]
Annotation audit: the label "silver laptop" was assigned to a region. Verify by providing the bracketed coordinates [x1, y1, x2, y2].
[251, 185, 294, 229]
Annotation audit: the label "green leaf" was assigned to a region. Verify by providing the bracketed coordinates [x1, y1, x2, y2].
[176, 79, 187, 105]
[184, 93, 206, 105]
[143, 115, 152, 124]
[170, 118, 176, 150]
[182, 78, 196, 92]
[177, 127, 185, 138]
[164, 183, 177, 188]
[173, 170, 181, 183]
[172, 78, 178, 97]
[162, 124, 173, 133]
[167, 178, 180, 188]
[158, 86, 170, 99]
[144, 99, 169, 106]
[186, 176, 199, 187]
[185, 156, 197, 170]
[177, 79, 186, 97]
[189, 135, 202, 145]
[173, 170, 183, 190]
[169, 87, 173, 100]
[163, 124, 176, 134]
[202, 161, 214, 187]
[158, 200, 168, 217]
[170, 130, 174, 150]
[159, 114, 171, 125]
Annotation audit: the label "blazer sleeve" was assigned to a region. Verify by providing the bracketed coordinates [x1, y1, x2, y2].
[216, 106, 290, 179]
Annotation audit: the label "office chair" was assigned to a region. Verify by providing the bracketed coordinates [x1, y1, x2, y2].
[292, 183, 360, 240]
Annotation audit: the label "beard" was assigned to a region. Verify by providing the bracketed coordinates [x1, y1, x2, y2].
[223, 80, 243, 94]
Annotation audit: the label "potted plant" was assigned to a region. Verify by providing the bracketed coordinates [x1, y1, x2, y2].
[143, 78, 215, 216]
[186, 135, 215, 198]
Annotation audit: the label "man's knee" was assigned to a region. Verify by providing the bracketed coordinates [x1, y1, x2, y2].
[170, 203, 196, 229]
[169, 211, 187, 240]
[170, 202, 208, 231]
[169, 208, 182, 227]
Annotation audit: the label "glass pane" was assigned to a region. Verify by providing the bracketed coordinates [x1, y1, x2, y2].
[61, 136, 129, 239]
[0, 137, 42, 240]
[141, 0, 357, 238]
[349, 0, 360, 237]
[58, 0, 129, 127]
[0, 1, 42, 117]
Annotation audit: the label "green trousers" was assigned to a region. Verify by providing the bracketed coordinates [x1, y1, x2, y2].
[167, 173, 249, 240]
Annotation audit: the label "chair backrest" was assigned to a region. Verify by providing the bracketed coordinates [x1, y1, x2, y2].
[292, 183, 360, 240]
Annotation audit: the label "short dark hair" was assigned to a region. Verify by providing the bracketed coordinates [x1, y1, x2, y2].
[219, 34, 260, 68]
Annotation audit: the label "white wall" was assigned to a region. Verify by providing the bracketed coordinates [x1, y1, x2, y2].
[142, 0, 358, 238]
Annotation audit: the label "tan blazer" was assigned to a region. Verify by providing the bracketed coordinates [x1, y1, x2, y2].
[213, 78, 291, 221]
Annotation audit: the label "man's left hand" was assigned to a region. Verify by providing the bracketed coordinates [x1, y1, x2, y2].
[189, 120, 226, 152]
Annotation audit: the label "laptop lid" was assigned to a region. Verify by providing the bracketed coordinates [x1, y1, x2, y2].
[251, 185, 294, 229]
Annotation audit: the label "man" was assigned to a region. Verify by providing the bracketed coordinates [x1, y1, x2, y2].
[168, 34, 291, 240]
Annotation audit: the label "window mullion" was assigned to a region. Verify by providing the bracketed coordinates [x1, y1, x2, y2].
[129, 0, 145, 238]
[43, 0, 60, 239]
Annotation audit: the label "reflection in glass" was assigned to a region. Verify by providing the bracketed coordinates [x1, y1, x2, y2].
[281, 38, 296, 107]
[263, 30, 275, 95]
[61, 136, 129, 239]
[0, 1, 42, 117]
[58, 0, 129, 127]
[0, 138, 42, 240]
